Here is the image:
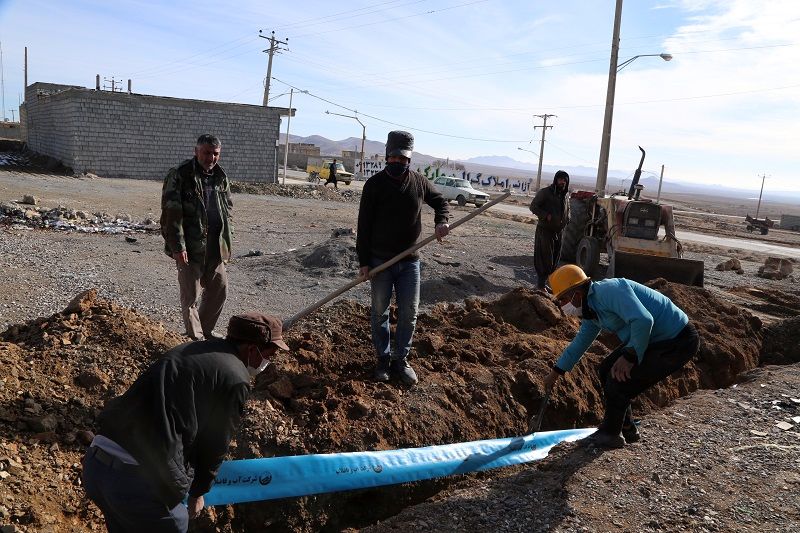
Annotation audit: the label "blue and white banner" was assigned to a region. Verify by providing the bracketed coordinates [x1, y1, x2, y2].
[204, 428, 595, 506]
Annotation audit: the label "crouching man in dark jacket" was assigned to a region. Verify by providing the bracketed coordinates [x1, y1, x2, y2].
[529, 170, 570, 289]
[82, 313, 289, 532]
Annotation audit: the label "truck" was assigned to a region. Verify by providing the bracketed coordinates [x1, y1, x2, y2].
[307, 158, 354, 185]
[744, 214, 774, 235]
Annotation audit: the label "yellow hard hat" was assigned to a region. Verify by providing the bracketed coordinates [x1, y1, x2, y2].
[548, 264, 589, 299]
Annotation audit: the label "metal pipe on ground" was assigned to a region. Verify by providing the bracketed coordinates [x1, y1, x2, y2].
[282, 191, 512, 330]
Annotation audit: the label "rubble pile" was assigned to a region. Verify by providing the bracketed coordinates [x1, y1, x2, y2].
[0, 201, 160, 234]
[0, 281, 784, 532]
[230, 182, 361, 203]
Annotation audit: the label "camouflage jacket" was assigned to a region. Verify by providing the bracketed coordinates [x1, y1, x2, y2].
[160, 158, 233, 263]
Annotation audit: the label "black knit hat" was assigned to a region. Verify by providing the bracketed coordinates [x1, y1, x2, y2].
[386, 130, 414, 158]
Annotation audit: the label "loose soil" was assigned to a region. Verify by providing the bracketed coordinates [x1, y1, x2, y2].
[0, 278, 796, 532]
[1, 153, 799, 532]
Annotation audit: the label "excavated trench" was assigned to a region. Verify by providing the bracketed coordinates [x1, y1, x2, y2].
[0, 281, 796, 532]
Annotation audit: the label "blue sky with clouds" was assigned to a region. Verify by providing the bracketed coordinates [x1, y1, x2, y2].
[1, 0, 798, 192]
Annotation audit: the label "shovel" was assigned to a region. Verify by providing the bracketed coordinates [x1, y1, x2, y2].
[282, 191, 511, 330]
[527, 391, 550, 434]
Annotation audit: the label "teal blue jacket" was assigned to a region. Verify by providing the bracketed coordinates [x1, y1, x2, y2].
[555, 278, 688, 372]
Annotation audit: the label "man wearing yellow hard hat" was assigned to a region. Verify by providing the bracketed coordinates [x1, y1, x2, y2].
[543, 264, 700, 448]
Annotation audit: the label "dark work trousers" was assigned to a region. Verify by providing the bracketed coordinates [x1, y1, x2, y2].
[82, 447, 189, 533]
[597, 323, 700, 435]
[533, 225, 562, 289]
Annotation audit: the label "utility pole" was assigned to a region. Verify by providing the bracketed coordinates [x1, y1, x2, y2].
[24, 47, 27, 102]
[259, 30, 288, 106]
[596, 0, 624, 195]
[1, 41, 6, 121]
[282, 88, 293, 185]
[755, 174, 768, 219]
[533, 114, 555, 191]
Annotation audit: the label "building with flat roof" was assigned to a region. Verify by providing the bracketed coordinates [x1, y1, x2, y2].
[21, 82, 293, 182]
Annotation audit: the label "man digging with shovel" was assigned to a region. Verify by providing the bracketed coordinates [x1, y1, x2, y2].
[542, 264, 700, 448]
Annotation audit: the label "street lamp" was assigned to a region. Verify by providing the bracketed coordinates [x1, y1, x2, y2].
[325, 110, 366, 180]
[616, 53, 672, 72]
[595, 0, 672, 194]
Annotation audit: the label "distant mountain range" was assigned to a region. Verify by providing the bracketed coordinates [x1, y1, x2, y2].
[280, 134, 800, 203]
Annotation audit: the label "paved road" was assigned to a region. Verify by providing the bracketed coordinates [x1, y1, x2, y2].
[489, 203, 800, 259]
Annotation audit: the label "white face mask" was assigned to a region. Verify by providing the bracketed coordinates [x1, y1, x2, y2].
[247, 347, 270, 377]
[561, 301, 583, 317]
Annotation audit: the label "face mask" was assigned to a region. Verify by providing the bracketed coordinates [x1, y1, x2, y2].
[385, 161, 409, 177]
[247, 347, 269, 377]
[561, 302, 583, 317]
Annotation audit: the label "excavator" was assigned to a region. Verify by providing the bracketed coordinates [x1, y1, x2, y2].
[559, 147, 705, 287]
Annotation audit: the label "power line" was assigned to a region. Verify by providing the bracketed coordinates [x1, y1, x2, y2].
[271, 76, 531, 143]
[287, 0, 490, 39]
[272, 0, 427, 31]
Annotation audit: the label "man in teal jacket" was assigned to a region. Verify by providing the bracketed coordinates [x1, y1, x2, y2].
[543, 264, 700, 448]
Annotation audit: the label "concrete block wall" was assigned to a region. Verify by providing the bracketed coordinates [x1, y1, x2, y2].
[23, 82, 288, 182]
[0, 122, 23, 141]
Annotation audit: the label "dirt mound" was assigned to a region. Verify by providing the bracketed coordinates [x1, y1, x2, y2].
[727, 285, 800, 319]
[299, 234, 359, 272]
[0, 282, 771, 532]
[637, 279, 763, 409]
[0, 290, 185, 532]
[760, 316, 800, 365]
[230, 181, 361, 203]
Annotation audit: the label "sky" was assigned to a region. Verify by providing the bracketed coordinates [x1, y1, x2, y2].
[0, 0, 798, 192]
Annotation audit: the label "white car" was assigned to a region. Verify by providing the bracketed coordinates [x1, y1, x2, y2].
[432, 176, 490, 207]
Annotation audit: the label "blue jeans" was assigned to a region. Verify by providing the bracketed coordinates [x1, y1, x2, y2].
[369, 258, 420, 360]
[82, 447, 189, 533]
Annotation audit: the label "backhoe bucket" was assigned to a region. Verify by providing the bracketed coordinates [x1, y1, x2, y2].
[611, 251, 704, 287]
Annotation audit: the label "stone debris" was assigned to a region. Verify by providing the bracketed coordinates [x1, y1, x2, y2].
[0, 202, 160, 235]
[715, 257, 744, 274]
[757, 256, 793, 280]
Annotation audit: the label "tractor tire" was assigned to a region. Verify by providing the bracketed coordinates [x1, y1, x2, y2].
[576, 236, 601, 277]
[558, 195, 591, 265]
[457, 195, 467, 206]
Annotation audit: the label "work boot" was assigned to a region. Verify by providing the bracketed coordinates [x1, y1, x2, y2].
[374, 357, 391, 382]
[578, 430, 625, 449]
[622, 422, 641, 443]
[390, 358, 418, 386]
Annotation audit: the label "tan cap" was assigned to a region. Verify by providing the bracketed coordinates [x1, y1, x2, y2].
[227, 313, 289, 350]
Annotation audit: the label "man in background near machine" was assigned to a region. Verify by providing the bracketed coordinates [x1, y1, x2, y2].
[357, 130, 450, 386]
[82, 313, 290, 532]
[160, 134, 233, 340]
[325, 158, 339, 190]
[542, 264, 700, 448]
[529, 170, 570, 289]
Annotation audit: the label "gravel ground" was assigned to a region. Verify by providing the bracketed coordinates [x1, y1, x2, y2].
[363, 364, 800, 533]
[1, 163, 797, 333]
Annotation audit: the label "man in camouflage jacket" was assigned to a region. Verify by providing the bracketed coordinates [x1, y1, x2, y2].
[160, 134, 233, 340]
